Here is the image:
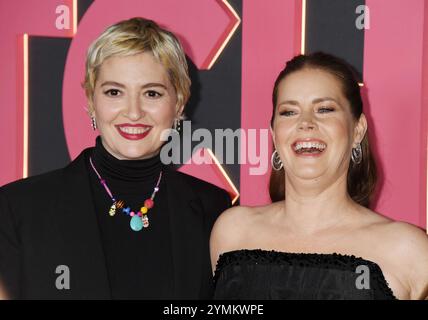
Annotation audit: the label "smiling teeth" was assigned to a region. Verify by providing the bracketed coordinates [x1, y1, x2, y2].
[119, 127, 150, 134]
[294, 142, 326, 151]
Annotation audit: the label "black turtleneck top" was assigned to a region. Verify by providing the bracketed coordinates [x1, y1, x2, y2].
[87, 137, 173, 299]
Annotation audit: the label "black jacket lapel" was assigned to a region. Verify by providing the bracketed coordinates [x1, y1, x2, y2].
[164, 167, 205, 299]
[56, 149, 111, 299]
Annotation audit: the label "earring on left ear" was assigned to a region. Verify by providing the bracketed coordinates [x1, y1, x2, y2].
[271, 149, 284, 171]
[173, 114, 185, 133]
[173, 118, 181, 132]
[351, 143, 362, 164]
[91, 116, 97, 131]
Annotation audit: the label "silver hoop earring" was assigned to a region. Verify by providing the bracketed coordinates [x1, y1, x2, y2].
[351, 143, 363, 164]
[271, 150, 283, 171]
[91, 116, 97, 131]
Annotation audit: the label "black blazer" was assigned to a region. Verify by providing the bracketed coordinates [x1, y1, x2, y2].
[0, 148, 231, 299]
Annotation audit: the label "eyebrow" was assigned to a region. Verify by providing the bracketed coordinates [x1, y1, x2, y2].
[100, 81, 168, 90]
[278, 97, 340, 106]
[312, 97, 340, 104]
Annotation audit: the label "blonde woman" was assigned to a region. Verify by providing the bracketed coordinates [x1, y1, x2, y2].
[0, 17, 230, 299]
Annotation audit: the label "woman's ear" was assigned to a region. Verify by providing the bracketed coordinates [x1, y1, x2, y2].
[86, 94, 95, 116]
[270, 125, 276, 147]
[176, 103, 185, 118]
[269, 126, 276, 150]
[353, 113, 368, 146]
[86, 104, 94, 118]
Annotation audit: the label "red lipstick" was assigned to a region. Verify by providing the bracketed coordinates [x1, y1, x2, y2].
[115, 123, 152, 141]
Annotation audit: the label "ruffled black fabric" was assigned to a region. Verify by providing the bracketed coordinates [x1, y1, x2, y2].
[213, 249, 397, 300]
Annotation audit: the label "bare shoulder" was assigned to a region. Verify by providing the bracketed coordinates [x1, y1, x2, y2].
[385, 221, 428, 299]
[213, 205, 257, 229]
[378, 219, 428, 264]
[360, 209, 428, 261]
[364, 211, 428, 253]
[210, 202, 282, 247]
[209, 203, 279, 272]
[360, 209, 428, 299]
[210, 205, 258, 252]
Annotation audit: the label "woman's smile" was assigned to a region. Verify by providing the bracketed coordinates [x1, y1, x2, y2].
[115, 123, 153, 140]
[291, 138, 327, 157]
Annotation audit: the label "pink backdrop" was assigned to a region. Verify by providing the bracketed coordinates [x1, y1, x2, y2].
[0, 0, 427, 229]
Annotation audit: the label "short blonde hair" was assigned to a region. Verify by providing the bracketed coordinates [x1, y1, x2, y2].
[83, 17, 191, 112]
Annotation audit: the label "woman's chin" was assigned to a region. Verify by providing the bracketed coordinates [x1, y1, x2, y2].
[288, 167, 326, 181]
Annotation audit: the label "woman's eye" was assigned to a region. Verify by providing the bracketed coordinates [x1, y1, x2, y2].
[145, 90, 162, 98]
[279, 110, 296, 117]
[104, 89, 121, 97]
[318, 106, 335, 113]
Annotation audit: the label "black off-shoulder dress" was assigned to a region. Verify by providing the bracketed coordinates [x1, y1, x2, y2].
[213, 249, 397, 300]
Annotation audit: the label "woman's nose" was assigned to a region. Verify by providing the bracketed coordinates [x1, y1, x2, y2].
[298, 113, 316, 131]
[124, 95, 144, 120]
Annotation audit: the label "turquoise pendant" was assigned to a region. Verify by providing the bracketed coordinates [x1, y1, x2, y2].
[130, 215, 143, 231]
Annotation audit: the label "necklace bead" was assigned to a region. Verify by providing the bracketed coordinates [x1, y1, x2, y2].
[109, 203, 117, 216]
[130, 215, 144, 231]
[89, 156, 162, 231]
[116, 200, 125, 209]
[144, 199, 154, 209]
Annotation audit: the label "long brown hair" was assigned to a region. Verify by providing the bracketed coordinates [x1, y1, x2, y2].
[269, 52, 377, 208]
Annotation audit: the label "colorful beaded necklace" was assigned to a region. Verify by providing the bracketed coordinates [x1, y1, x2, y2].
[89, 157, 162, 232]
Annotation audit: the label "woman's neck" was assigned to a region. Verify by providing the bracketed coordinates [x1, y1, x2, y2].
[281, 173, 359, 235]
[91, 136, 162, 182]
